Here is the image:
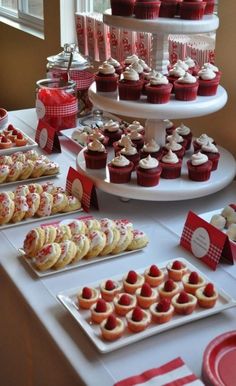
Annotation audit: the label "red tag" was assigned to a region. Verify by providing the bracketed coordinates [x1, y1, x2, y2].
[66, 167, 98, 212]
[180, 211, 234, 270]
[35, 119, 61, 154]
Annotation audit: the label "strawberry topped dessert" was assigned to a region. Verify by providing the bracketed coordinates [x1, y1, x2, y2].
[77, 286, 99, 309]
[150, 298, 174, 324]
[100, 279, 122, 302]
[182, 271, 206, 295]
[91, 298, 113, 324]
[196, 283, 218, 309]
[167, 260, 188, 281]
[113, 293, 137, 316]
[126, 306, 151, 333]
[144, 264, 164, 287]
[100, 314, 125, 341]
[123, 270, 144, 294]
[158, 279, 179, 300]
[136, 282, 158, 309]
[172, 291, 197, 315]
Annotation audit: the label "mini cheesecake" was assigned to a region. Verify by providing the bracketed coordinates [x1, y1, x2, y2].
[77, 287, 99, 309]
[182, 271, 205, 295]
[126, 306, 151, 333]
[136, 283, 158, 309]
[196, 283, 218, 309]
[113, 293, 137, 316]
[158, 279, 179, 300]
[167, 260, 188, 281]
[144, 264, 165, 287]
[150, 298, 174, 324]
[172, 291, 197, 315]
[100, 279, 123, 302]
[90, 299, 113, 324]
[100, 314, 125, 341]
[123, 270, 144, 294]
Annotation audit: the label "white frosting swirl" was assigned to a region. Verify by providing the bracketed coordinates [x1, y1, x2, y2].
[201, 141, 219, 153]
[167, 131, 184, 144]
[165, 139, 182, 151]
[139, 155, 159, 169]
[121, 143, 137, 156]
[164, 119, 174, 129]
[202, 62, 219, 72]
[111, 155, 130, 167]
[128, 129, 142, 140]
[142, 139, 160, 152]
[198, 68, 216, 80]
[98, 63, 115, 75]
[106, 57, 120, 68]
[191, 151, 208, 166]
[184, 57, 195, 69]
[176, 59, 189, 71]
[144, 69, 158, 81]
[177, 72, 197, 84]
[176, 123, 191, 136]
[169, 65, 186, 78]
[149, 73, 169, 86]
[161, 150, 179, 164]
[125, 54, 139, 65]
[104, 119, 120, 132]
[129, 61, 143, 74]
[127, 121, 144, 132]
[88, 128, 104, 141]
[196, 134, 214, 146]
[123, 67, 139, 81]
[118, 135, 132, 147]
[138, 59, 151, 72]
[87, 139, 105, 152]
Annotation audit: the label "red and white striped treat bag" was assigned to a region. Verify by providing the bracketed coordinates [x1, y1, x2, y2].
[75, 13, 88, 56]
[96, 17, 111, 62]
[86, 14, 99, 62]
[110, 26, 121, 62]
[120, 29, 137, 62]
[136, 32, 152, 67]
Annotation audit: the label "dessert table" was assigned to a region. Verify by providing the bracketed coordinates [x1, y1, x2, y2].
[1, 108, 236, 386]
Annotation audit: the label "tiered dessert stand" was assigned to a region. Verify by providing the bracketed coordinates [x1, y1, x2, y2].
[77, 9, 236, 201]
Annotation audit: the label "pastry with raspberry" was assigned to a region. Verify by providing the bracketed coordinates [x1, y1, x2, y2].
[91, 299, 113, 323]
[158, 279, 179, 300]
[144, 264, 164, 287]
[113, 293, 136, 316]
[167, 259, 188, 281]
[100, 279, 122, 302]
[126, 306, 151, 333]
[150, 298, 174, 324]
[196, 283, 218, 308]
[77, 286, 99, 309]
[172, 291, 197, 315]
[123, 270, 144, 294]
[136, 282, 158, 309]
[182, 271, 205, 295]
[100, 314, 124, 341]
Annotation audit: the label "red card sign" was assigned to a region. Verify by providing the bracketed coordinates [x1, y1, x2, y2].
[66, 167, 98, 212]
[35, 119, 61, 154]
[180, 211, 234, 270]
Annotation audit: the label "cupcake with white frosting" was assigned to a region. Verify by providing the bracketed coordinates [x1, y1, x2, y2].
[176, 123, 192, 150]
[197, 67, 220, 96]
[193, 133, 215, 152]
[174, 72, 199, 101]
[105, 57, 123, 77]
[160, 150, 182, 179]
[103, 119, 123, 146]
[167, 65, 186, 91]
[95, 62, 118, 92]
[201, 141, 220, 171]
[187, 151, 212, 181]
[118, 67, 143, 101]
[128, 129, 144, 151]
[136, 155, 162, 187]
[146, 73, 173, 104]
[163, 139, 185, 159]
[120, 142, 140, 170]
[113, 134, 134, 156]
[84, 139, 108, 169]
[125, 121, 145, 135]
[164, 119, 176, 136]
[108, 154, 133, 184]
[140, 139, 162, 160]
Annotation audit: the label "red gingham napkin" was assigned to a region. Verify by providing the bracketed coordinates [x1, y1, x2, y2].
[114, 357, 204, 386]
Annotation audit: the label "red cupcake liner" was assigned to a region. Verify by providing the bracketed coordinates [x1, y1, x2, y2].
[179, 1, 206, 20]
[136, 166, 162, 187]
[201, 151, 220, 171]
[103, 129, 123, 146]
[134, 1, 161, 19]
[204, 0, 214, 14]
[197, 78, 219, 96]
[146, 83, 173, 104]
[174, 81, 199, 101]
[160, 161, 182, 179]
[84, 150, 108, 169]
[159, 0, 179, 18]
[162, 146, 185, 159]
[118, 80, 143, 101]
[111, 0, 135, 16]
[187, 159, 212, 181]
[180, 132, 192, 151]
[121, 153, 140, 170]
[95, 74, 118, 92]
[108, 162, 134, 183]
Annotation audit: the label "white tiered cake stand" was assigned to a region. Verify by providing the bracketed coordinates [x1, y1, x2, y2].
[76, 10, 236, 201]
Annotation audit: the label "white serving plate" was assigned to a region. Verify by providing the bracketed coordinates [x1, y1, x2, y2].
[20, 248, 144, 278]
[57, 257, 236, 353]
[0, 172, 60, 188]
[0, 128, 38, 155]
[199, 207, 236, 244]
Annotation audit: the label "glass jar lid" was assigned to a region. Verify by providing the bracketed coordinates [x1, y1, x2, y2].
[47, 43, 90, 70]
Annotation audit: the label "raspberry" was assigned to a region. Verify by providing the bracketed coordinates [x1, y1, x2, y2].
[164, 279, 175, 292]
[105, 280, 115, 291]
[1, 137, 8, 143]
[82, 287, 92, 299]
[12, 129, 18, 136]
[140, 283, 152, 297]
[172, 260, 182, 270]
[132, 306, 143, 322]
[7, 124, 14, 131]
[95, 299, 107, 312]
[119, 294, 131, 306]
[177, 291, 189, 304]
[104, 314, 117, 330]
[149, 265, 161, 277]
[203, 283, 214, 297]
[156, 298, 171, 312]
[126, 270, 137, 284]
[17, 132, 24, 140]
[189, 271, 199, 284]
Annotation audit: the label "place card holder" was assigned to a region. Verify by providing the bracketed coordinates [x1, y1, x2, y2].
[66, 167, 98, 212]
[35, 119, 61, 154]
[180, 211, 234, 270]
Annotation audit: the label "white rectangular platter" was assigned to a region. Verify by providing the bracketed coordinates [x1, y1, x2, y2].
[0, 172, 60, 189]
[20, 248, 144, 278]
[0, 128, 38, 155]
[57, 257, 236, 353]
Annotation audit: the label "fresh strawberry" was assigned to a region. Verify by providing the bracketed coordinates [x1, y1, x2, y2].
[140, 283, 152, 297]
[126, 270, 137, 284]
[172, 260, 182, 270]
[177, 291, 189, 304]
[82, 287, 92, 299]
[156, 298, 171, 312]
[164, 279, 175, 292]
[104, 314, 117, 330]
[132, 306, 143, 322]
[189, 271, 199, 284]
[149, 265, 161, 277]
[95, 299, 107, 312]
[105, 280, 115, 291]
[203, 283, 214, 297]
[118, 294, 131, 306]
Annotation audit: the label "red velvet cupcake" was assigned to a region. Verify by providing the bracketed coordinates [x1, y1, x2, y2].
[204, 0, 214, 14]
[163, 139, 185, 159]
[129, 61, 145, 79]
[175, 123, 192, 150]
[124, 54, 140, 69]
[160, 150, 182, 179]
[136, 155, 162, 187]
[106, 57, 123, 77]
[159, 0, 179, 17]
[118, 67, 143, 101]
[134, 0, 161, 19]
[201, 62, 222, 82]
[197, 68, 220, 96]
[125, 121, 145, 135]
[166, 130, 188, 150]
[179, 0, 206, 20]
[142, 69, 159, 95]
[168, 65, 186, 91]
[187, 151, 212, 181]
[174, 72, 199, 101]
[120, 142, 140, 170]
[95, 62, 118, 92]
[146, 73, 173, 104]
[164, 119, 176, 136]
[103, 119, 123, 146]
[113, 135, 134, 156]
[84, 139, 108, 169]
[128, 129, 144, 151]
[108, 155, 134, 183]
[193, 133, 215, 152]
[111, 0, 136, 16]
[140, 139, 162, 160]
[88, 128, 109, 146]
[184, 56, 200, 76]
[201, 141, 220, 171]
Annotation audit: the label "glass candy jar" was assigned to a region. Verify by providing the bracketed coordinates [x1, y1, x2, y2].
[47, 43, 94, 117]
[36, 79, 78, 131]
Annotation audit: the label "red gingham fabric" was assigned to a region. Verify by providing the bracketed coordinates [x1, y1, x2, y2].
[51, 69, 94, 90]
[45, 99, 78, 117]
